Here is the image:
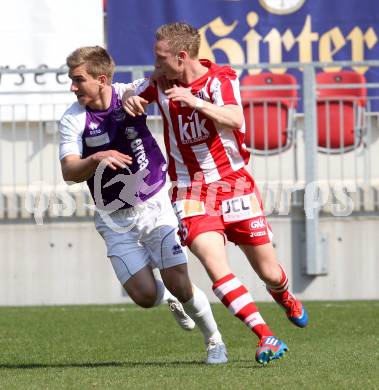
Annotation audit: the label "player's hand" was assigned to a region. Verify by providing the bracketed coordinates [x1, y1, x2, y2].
[121, 86, 136, 102]
[122, 95, 149, 117]
[165, 85, 197, 108]
[92, 150, 132, 170]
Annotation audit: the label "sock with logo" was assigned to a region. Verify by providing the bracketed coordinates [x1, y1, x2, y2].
[213, 273, 273, 339]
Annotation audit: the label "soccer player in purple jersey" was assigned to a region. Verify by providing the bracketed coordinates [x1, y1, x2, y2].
[58, 46, 227, 364]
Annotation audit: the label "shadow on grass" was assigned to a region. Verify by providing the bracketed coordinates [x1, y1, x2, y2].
[0, 360, 206, 370]
[0, 359, 261, 370]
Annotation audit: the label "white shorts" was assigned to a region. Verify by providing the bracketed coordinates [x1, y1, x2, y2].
[94, 187, 188, 285]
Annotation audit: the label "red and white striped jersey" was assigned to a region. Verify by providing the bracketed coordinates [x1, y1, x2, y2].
[134, 59, 250, 188]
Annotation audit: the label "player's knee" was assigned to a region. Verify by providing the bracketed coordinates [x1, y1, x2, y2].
[257, 263, 282, 285]
[134, 295, 156, 308]
[126, 289, 157, 308]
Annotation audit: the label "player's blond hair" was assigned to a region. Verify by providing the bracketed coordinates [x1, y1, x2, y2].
[156, 22, 200, 58]
[66, 46, 115, 83]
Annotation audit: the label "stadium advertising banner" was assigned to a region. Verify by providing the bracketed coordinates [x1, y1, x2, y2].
[107, 0, 379, 79]
[0, 0, 104, 119]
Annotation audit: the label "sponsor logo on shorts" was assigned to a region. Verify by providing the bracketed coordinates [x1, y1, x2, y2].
[250, 217, 266, 230]
[172, 244, 183, 255]
[250, 217, 267, 237]
[250, 231, 267, 237]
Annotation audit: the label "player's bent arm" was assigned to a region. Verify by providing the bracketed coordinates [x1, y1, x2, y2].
[165, 85, 244, 130]
[61, 155, 99, 183]
[197, 102, 244, 130]
[61, 151, 133, 183]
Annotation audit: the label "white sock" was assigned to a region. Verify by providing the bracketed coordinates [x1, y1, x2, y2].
[182, 285, 221, 344]
[154, 279, 173, 306]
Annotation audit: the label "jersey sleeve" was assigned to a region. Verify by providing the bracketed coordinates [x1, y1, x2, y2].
[210, 73, 242, 107]
[113, 82, 134, 98]
[134, 78, 158, 103]
[114, 79, 157, 103]
[59, 105, 86, 160]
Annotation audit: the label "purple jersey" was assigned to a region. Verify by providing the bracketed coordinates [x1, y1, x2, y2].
[61, 85, 167, 210]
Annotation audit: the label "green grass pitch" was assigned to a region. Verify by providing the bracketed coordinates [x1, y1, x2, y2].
[0, 301, 378, 389]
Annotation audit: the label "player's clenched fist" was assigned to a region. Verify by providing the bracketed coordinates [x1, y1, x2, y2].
[122, 95, 149, 117]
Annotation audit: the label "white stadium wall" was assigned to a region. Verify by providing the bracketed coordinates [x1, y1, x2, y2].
[0, 216, 378, 306]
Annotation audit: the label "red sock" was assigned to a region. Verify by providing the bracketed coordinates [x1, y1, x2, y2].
[267, 264, 289, 292]
[267, 264, 292, 303]
[213, 273, 273, 339]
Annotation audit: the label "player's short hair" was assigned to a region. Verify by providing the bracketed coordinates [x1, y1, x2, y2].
[156, 22, 200, 58]
[66, 46, 115, 83]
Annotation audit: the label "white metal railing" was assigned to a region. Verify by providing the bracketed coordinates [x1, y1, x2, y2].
[1, 62, 379, 218]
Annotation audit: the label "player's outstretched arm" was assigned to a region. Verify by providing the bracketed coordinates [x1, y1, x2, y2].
[61, 151, 132, 183]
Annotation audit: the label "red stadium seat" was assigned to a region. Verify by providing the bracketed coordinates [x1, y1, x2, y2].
[316, 70, 367, 153]
[240, 73, 298, 155]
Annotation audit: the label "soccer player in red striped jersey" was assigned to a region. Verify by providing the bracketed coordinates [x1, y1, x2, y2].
[123, 22, 308, 365]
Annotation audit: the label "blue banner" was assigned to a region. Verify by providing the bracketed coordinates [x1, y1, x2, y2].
[107, 0, 379, 105]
